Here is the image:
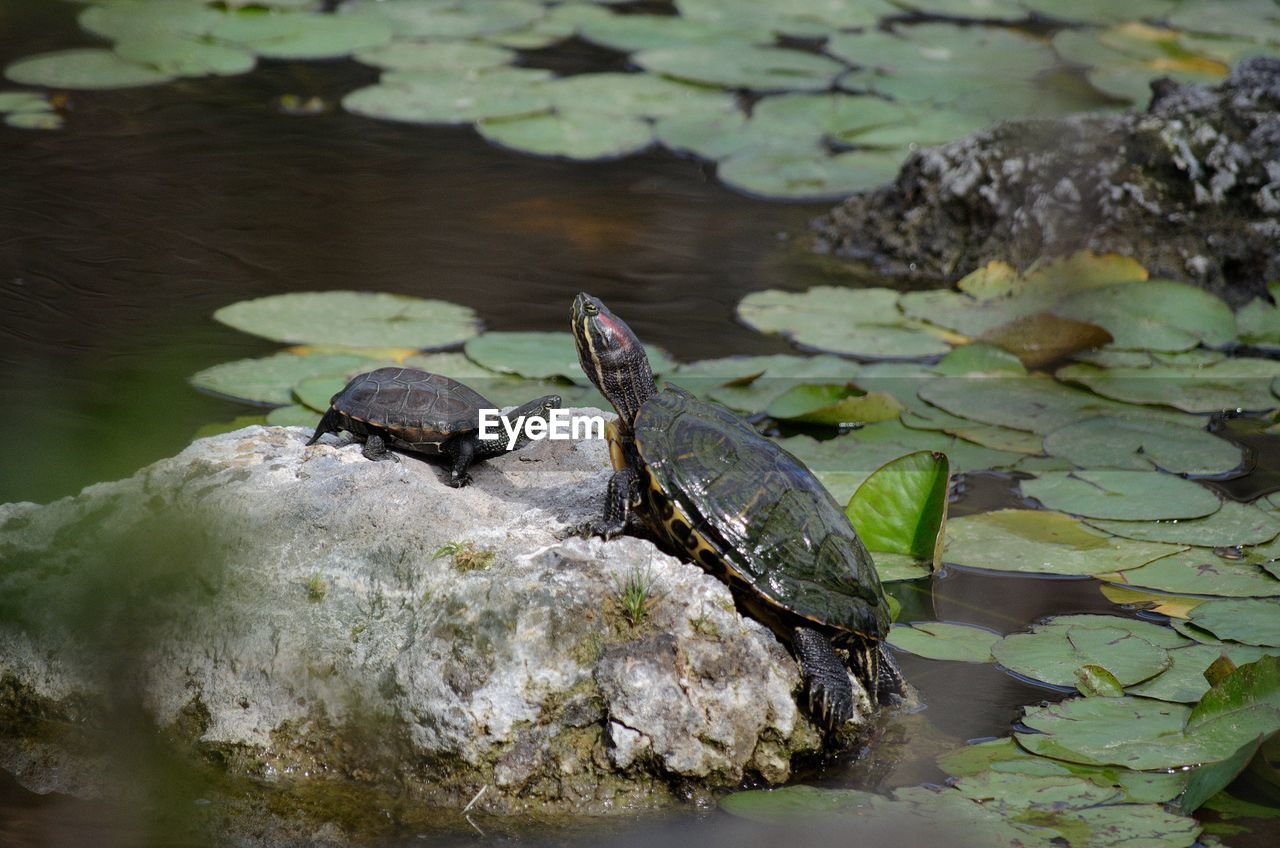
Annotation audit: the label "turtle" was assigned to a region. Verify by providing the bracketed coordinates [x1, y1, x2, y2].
[570, 293, 903, 729]
[306, 366, 560, 487]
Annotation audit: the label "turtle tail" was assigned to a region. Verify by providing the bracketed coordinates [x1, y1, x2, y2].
[306, 408, 339, 446]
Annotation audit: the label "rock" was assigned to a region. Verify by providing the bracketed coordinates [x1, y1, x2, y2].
[812, 58, 1280, 306]
[0, 415, 834, 824]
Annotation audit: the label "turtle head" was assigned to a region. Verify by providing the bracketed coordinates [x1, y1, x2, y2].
[571, 293, 656, 428]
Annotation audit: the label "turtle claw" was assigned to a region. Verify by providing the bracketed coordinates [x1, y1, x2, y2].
[447, 473, 471, 488]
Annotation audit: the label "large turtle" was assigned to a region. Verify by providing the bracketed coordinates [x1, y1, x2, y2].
[570, 293, 903, 728]
[307, 367, 560, 487]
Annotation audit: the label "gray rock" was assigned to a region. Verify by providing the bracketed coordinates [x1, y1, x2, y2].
[811, 58, 1280, 306]
[0, 415, 835, 820]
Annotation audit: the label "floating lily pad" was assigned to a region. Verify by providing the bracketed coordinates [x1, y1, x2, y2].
[342, 70, 551, 125]
[1052, 281, 1236, 352]
[952, 770, 1123, 809]
[211, 11, 393, 59]
[1057, 360, 1280, 414]
[942, 509, 1185, 576]
[873, 553, 932, 582]
[478, 109, 653, 161]
[846, 451, 949, 562]
[1189, 599, 1280, 647]
[5, 109, 62, 129]
[1102, 585, 1205, 619]
[653, 109, 758, 160]
[463, 331, 588, 385]
[1170, 0, 1280, 44]
[1047, 614, 1193, 649]
[887, 621, 998, 662]
[993, 624, 1172, 688]
[890, 0, 1026, 18]
[578, 12, 769, 52]
[748, 93, 914, 146]
[543, 73, 737, 120]
[351, 40, 514, 72]
[191, 351, 379, 406]
[676, 0, 892, 37]
[114, 37, 256, 77]
[1128, 644, 1270, 703]
[671, 353, 863, 410]
[635, 45, 847, 93]
[1076, 663, 1125, 697]
[266, 404, 321, 428]
[717, 144, 905, 201]
[1087, 502, 1280, 548]
[341, 0, 545, 39]
[1022, 471, 1221, 521]
[1102, 550, 1280, 597]
[979, 312, 1115, 369]
[1053, 24, 1241, 103]
[765, 384, 902, 426]
[737, 287, 952, 359]
[214, 291, 480, 349]
[1236, 283, 1280, 349]
[932, 343, 1026, 376]
[1022, 0, 1177, 23]
[1043, 416, 1242, 476]
[292, 374, 348, 411]
[5, 48, 174, 89]
[0, 91, 50, 112]
[79, 2, 223, 40]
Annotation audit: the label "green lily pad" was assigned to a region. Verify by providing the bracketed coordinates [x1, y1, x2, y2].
[0, 91, 50, 112]
[1076, 663, 1126, 697]
[342, 69, 552, 125]
[478, 108, 653, 161]
[1088, 501, 1280, 548]
[351, 40, 514, 72]
[1170, 0, 1280, 44]
[890, 0, 1026, 18]
[1236, 283, 1280, 349]
[952, 770, 1123, 809]
[213, 291, 480, 349]
[1057, 360, 1280, 414]
[765, 384, 902, 426]
[114, 37, 256, 77]
[479, 1, 597, 49]
[873, 553, 932, 582]
[1022, 0, 1176, 23]
[578, 12, 769, 52]
[5, 48, 174, 89]
[676, 0, 892, 37]
[1103, 550, 1280, 597]
[1043, 416, 1243, 476]
[737, 287, 951, 359]
[1047, 614, 1193, 649]
[993, 623, 1172, 688]
[1053, 25, 1242, 103]
[747, 92, 915, 145]
[266, 403, 321, 428]
[1051, 281, 1236, 352]
[292, 374, 348, 412]
[191, 351, 379, 406]
[718, 144, 904, 201]
[903, 408, 1045, 454]
[846, 450, 949, 561]
[465, 331, 673, 386]
[79, 2, 223, 40]
[887, 621, 998, 662]
[671, 354, 863, 410]
[653, 109, 757, 161]
[1021, 471, 1222, 521]
[942, 509, 1185, 576]
[634, 45, 847, 93]
[210, 11, 393, 59]
[1180, 734, 1267, 814]
[932, 343, 1026, 376]
[341, 0, 545, 39]
[1189, 599, 1280, 647]
[830, 24, 1055, 80]
[5, 110, 62, 129]
[1128, 644, 1270, 703]
[541, 73, 736, 121]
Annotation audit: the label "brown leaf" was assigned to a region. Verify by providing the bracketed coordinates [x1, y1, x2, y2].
[979, 312, 1114, 369]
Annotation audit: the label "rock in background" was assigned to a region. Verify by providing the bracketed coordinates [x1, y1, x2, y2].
[0, 416, 832, 822]
[812, 58, 1280, 306]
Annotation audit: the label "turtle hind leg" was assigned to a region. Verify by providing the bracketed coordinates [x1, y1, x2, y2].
[445, 438, 476, 488]
[793, 627, 854, 731]
[362, 434, 399, 463]
[593, 467, 637, 540]
[306, 409, 340, 446]
[874, 643, 907, 706]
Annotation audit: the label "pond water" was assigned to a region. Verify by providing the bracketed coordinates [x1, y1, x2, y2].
[3, 2, 1279, 847]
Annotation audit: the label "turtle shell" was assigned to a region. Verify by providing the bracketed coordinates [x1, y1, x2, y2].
[328, 367, 491, 453]
[633, 386, 890, 641]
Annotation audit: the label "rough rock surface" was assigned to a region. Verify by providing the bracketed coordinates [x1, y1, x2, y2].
[812, 58, 1280, 306]
[0, 415, 837, 820]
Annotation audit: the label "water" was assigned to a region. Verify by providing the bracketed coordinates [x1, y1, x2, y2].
[2, 3, 1275, 846]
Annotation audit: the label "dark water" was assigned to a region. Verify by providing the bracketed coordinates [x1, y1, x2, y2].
[2, 3, 1274, 846]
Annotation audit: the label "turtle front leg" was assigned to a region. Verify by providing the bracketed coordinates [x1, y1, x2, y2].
[362, 435, 399, 463]
[593, 467, 637, 540]
[447, 438, 477, 488]
[794, 627, 855, 731]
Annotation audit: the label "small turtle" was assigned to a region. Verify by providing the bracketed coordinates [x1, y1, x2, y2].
[307, 367, 560, 487]
[570, 293, 903, 728]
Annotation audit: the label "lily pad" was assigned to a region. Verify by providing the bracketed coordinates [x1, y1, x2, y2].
[1022, 0, 1177, 23]
[1076, 664, 1125, 697]
[341, 0, 545, 39]
[737, 287, 952, 359]
[213, 291, 480, 349]
[1180, 734, 1267, 814]
[465, 331, 672, 386]
[478, 109, 653, 161]
[978, 313, 1115, 369]
[211, 11, 393, 59]
[1021, 471, 1222, 521]
[1102, 550, 1280, 597]
[1102, 585, 1206, 619]
[1056, 360, 1280, 414]
[634, 45, 847, 93]
[887, 621, 998, 662]
[5, 111, 63, 130]
[717, 145, 905, 201]
[1053, 24, 1242, 103]
[993, 624, 1172, 688]
[873, 553, 932, 582]
[942, 509, 1185, 576]
[5, 48, 174, 89]
[675, 0, 892, 38]
[765, 385, 902, 426]
[1043, 416, 1243, 476]
[671, 354, 863, 410]
[1087, 501, 1280, 548]
[932, 343, 1025, 376]
[1189, 599, 1280, 647]
[1051, 281, 1236, 352]
[890, 0, 1026, 18]
[1128, 644, 1270, 703]
[114, 37, 256, 77]
[342, 70, 551, 125]
[0, 91, 50, 112]
[79, 2, 223, 40]
[747, 92, 915, 146]
[846, 451, 949, 562]
[266, 404, 321, 428]
[351, 40, 514, 72]
[578, 13, 770, 52]
[542, 73, 737, 121]
[1236, 283, 1280, 349]
[190, 351, 379, 406]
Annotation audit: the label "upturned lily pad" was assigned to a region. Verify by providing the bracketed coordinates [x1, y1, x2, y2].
[1076, 663, 1125, 697]
[993, 624, 1172, 688]
[737, 287, 952, 359]
[887, 621, 998, 662]
[341, 0, 545, 39]
[1087, 502, 1280, 548]
[1021, 471, 1222, 521]
[1043, 416, 1243, 476]
[846, 451, 949, 562]
[634, 45, 847, 93]
[1057, 360, 1280, 414]
[765, 384, 902, 426]
[942, 509, 1185, 576]
[5, 48, 174, 89]
[1189, 599, 1280, 647]
[1180, 734, 1267, 814]
[1102, 550, 1280, 597]
[214, 291, 480, 349]
[190, 351, 379, 406]
[351, 40, 514, 72]
[478, 109, 653, 161]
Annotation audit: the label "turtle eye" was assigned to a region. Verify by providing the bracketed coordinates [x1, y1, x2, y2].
[584, 302, 598, 315]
